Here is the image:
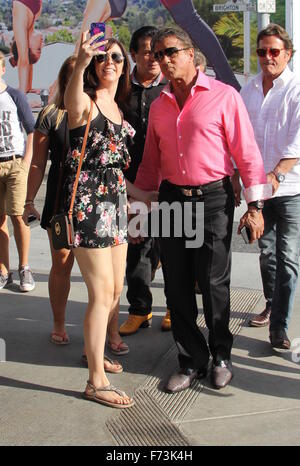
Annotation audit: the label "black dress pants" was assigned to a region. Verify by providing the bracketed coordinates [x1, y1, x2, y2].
[126, 236, 170, 315]
[126, 237, 157, 315]
[159, 179, 234, 369]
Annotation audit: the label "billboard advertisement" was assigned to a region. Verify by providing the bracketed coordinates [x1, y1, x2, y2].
[0, 0, 284, 106]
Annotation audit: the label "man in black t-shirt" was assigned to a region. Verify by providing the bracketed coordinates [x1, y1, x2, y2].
[119, 27, 170, 338]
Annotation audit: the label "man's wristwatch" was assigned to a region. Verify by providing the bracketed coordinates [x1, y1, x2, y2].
[272, 170, 285, 183]
[248, 200, 264, 211]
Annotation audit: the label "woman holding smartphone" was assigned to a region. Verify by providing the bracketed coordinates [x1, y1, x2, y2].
[23, 55, 127, 374]
[63, 31, 156, 408]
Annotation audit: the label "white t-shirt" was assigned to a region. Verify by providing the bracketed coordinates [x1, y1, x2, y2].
[0, 84, 35, 158]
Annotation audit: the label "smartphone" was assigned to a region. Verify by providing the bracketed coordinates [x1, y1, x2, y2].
[27, 215, 38, 224]
[90, 22, 106, 51]
[240, 226, 251, 244]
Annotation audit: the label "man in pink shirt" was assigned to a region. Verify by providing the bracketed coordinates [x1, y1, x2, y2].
[134, 27, 271, 393]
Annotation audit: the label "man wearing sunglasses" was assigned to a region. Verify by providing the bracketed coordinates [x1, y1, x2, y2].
[134, 27, 271, 393]
[241, 24, 300, 350]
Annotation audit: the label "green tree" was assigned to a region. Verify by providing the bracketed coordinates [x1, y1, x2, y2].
[116, 25, 131, 50]
[271, 0, 285, 26]
[45, 29, 74, 44]
[213, 13, 258, 73]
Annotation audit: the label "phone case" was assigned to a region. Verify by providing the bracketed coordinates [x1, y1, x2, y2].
[90, 22, 106, 51]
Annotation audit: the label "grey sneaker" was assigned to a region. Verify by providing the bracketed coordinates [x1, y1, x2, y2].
[0, 271, 13, 290]
[19, 265, 35, 292]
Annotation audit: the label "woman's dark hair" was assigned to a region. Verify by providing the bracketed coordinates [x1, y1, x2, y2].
[84, 38, 131, 105]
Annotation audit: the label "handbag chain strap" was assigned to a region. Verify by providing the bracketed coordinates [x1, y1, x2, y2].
[68, 99, 94, 220]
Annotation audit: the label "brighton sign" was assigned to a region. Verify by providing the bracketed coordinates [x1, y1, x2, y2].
[213, 0, 276, 13]
[213, 1, 257, 12]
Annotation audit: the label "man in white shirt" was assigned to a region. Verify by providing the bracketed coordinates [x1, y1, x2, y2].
[241, 24, 300, 349]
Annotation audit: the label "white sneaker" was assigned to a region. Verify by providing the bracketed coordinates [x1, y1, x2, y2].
[19, 265, 35, 292]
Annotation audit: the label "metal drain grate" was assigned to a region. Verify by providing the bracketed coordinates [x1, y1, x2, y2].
[106, 390, 189, 446]
[106, 287, 263, 445]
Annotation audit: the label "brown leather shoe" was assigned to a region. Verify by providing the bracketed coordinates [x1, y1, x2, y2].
[161, 309, 171, 331]
[249, 306, 271, 327]
[211, 360, 233, 389]
[165, 367, 203, 394]
[119, 313, 152, 336]
[270, 329, 291, 350]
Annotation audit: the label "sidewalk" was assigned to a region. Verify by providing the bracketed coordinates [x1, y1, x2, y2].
[0, 214, 300, 446]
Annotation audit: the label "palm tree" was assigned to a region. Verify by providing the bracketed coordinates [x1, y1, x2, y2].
[213, 13, 258, 73]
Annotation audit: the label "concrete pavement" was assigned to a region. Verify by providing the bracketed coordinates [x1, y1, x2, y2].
[0, 202, 300, 446]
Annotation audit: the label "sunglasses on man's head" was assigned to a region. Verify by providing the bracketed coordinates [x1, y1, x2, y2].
[256, 48, 285, 58]
[95, 52, 124, 64]
[154, 47, 190, 62]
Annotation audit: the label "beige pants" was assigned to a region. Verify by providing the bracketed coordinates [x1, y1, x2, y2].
[0, 156, 29, 216]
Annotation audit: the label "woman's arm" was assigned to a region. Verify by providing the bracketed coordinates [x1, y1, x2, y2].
[126, 179, 158, 205]
[64, 32, 91, 128]
[23, 130, 49, 223]
[65, 30, 105, 128]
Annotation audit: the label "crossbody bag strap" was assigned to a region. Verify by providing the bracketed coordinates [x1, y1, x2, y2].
[68, 99, 94, 219]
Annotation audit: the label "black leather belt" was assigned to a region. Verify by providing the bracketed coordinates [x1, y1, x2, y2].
[0, 154, 23, 163]
[163, 177, 230, 197]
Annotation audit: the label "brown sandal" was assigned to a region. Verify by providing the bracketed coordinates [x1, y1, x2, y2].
[82, 381, 134, 409]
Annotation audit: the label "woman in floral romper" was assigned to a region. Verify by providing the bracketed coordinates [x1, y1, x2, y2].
[64, 35, 154, 408]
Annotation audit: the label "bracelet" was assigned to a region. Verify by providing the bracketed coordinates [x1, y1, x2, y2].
[24, 200, 34, 206]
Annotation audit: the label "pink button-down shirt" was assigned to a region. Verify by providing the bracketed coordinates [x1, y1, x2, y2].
[135, 71, 271, 203]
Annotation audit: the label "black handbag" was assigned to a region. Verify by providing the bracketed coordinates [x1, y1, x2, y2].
[50, 101, 94, 250]
[50, 212, 75, 250]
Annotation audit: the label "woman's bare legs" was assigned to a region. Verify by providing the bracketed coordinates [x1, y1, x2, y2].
[107, 244, 128, 348]
[75, 0, 111, 54]
[47, 229, 74, 336]
[74, 244, 132, 405]
[12, 1, 34, 93]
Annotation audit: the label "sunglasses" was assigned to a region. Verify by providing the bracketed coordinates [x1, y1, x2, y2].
[95, 52, 125, 64]
[256, 48, 285, 58]
[154, 47, 190, 62]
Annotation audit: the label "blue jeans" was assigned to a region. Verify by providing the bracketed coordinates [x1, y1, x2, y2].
[259, 194, 300, 331]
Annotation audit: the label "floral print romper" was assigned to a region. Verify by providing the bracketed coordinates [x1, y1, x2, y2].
[62, 105, 135, 248]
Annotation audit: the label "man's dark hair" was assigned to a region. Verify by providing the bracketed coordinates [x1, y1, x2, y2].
[151, 27, 194, 51]
[129, 26, 158, 53]
[257, 23, 295, 59]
